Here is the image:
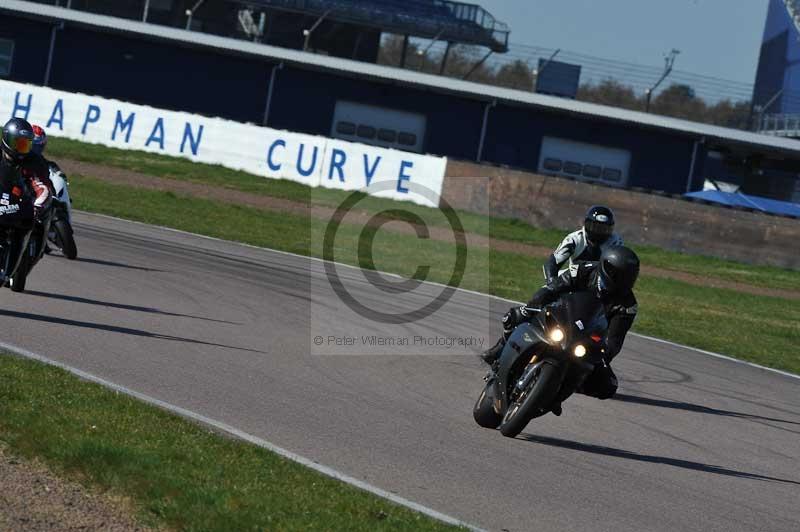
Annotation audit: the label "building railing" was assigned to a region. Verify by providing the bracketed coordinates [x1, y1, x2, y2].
[243, 0, 509, 50]
[757, 113, 800, 137]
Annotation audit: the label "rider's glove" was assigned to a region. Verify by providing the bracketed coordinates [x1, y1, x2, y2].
[501, 305, 530, 336]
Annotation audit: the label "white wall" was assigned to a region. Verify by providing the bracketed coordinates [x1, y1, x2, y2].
[0, 80, 447, 207]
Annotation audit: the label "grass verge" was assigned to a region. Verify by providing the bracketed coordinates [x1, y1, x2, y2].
[70, 175, 800, 374]
[48, 137, 800, 292]
[0, 354, 461, 531]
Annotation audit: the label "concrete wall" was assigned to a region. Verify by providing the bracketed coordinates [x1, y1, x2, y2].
[444, 160, 800, 269]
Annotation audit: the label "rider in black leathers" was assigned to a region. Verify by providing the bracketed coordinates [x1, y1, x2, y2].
[482, 246, 640, 411]
[0, 119, 39, 284]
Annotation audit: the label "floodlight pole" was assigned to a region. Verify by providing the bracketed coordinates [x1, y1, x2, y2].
[534, 49, 560, 77]
[185, 0, 207, 31]
[753, 88, 784, 132]
[303, 9, 332, 52]
[531, 48, 560, 92]
[463, 50, 493, 80]
[417, 28, 445, 71]
[645, 49, 680, 112]
[143, 0, 150, 22]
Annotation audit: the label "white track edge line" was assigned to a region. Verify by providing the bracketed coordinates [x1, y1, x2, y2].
[0, 340, 484, 532]
[76, 211, 800, 381]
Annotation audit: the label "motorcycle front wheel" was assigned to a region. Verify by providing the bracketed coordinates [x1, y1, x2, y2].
[499, 362, 563, 438]
[52, 219, 77, 260]
[9, 252, 29, 293]
[473, 386, 502, 429]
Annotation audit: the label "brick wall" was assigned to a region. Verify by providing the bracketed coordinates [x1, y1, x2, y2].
[443, 160, 800, 269]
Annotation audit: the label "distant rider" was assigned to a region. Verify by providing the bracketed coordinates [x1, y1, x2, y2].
[482, 246, 640, 413]
[30, 124, 64, 178]
[31, 125, 67, 256]
[543, 205, 623, 285]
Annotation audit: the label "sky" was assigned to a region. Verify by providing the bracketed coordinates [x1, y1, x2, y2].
[477, 0, 770, 85]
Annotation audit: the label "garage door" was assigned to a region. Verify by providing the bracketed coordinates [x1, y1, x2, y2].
[538, 136, 631, 187]
[331, 101, 426, 153]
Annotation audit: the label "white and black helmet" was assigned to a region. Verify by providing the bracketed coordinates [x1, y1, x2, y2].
[584, 205, 615, 245]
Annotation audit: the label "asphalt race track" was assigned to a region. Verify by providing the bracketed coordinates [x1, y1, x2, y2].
[2, 212, 798, 532]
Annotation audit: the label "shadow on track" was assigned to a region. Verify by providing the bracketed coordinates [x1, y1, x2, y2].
[76, 257, 166, 273]
[614, 393, 800, 426]
[0, 309, 265, 354]
[518, 433, 800, 486]
[23, 291, 240, 325]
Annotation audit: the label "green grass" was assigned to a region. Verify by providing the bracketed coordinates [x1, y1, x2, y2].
[49, 137, 800, 291]
[70, 175, 800, 374]
[0, 355, 461, 532]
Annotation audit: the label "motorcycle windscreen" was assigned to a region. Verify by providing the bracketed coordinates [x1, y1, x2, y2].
[550, 291, 607, 341]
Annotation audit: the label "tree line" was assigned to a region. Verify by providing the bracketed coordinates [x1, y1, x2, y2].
[378, 36, 752, 131]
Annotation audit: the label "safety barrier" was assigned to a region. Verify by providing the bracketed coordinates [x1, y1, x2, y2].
[0, 79, 447, 207]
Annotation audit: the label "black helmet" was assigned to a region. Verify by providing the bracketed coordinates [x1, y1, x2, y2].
[2, 118, 35, 163]
[584, 205, 615, 245]
[597, 246, 639, 298]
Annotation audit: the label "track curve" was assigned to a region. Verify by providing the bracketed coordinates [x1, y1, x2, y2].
[1, 212, 798, 532]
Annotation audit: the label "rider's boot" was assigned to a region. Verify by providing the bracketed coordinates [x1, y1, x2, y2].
[480, 337, 506, 366]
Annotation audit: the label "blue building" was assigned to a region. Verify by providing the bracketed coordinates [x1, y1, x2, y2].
[3, 0, 800, 203]
[753, 1, 800, 129]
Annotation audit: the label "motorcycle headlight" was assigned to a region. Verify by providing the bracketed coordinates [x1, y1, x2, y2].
[549, 328, 564, 342]
[574, 344, 587, 358]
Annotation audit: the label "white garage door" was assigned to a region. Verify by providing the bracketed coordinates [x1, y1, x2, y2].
[331, 101, 426, 153]
[538, 136, 631, 187]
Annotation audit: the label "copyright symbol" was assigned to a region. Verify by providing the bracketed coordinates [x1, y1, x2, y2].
[322, 180, 466, 325]
[313, 336, 324, 345]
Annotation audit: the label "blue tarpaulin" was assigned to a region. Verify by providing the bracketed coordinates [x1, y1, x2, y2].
[684, 190, 800, 217]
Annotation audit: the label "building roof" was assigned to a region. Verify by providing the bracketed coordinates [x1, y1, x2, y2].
[5, 0, 800, 158]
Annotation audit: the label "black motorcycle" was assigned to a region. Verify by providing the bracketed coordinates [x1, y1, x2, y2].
[0, 175, 34, 291]
[473, 291, 610, 438]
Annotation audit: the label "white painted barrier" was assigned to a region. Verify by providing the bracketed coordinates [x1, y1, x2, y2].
[0, 80, 447, 207]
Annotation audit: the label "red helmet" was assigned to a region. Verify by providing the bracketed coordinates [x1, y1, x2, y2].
[31, 125, 47, 156]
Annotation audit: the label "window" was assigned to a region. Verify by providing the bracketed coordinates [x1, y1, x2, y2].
[0, 39, 13, 77]
[377, 128, 397, 143]
[602, 168, 623, 182]
[356, 125, 376, 139]
[542, 158, 563, 172]
[398, 132, 417, 146]
[335, 121, 356, 135]
[563, 161, 582, 175]
[582, 165, 602, 178]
